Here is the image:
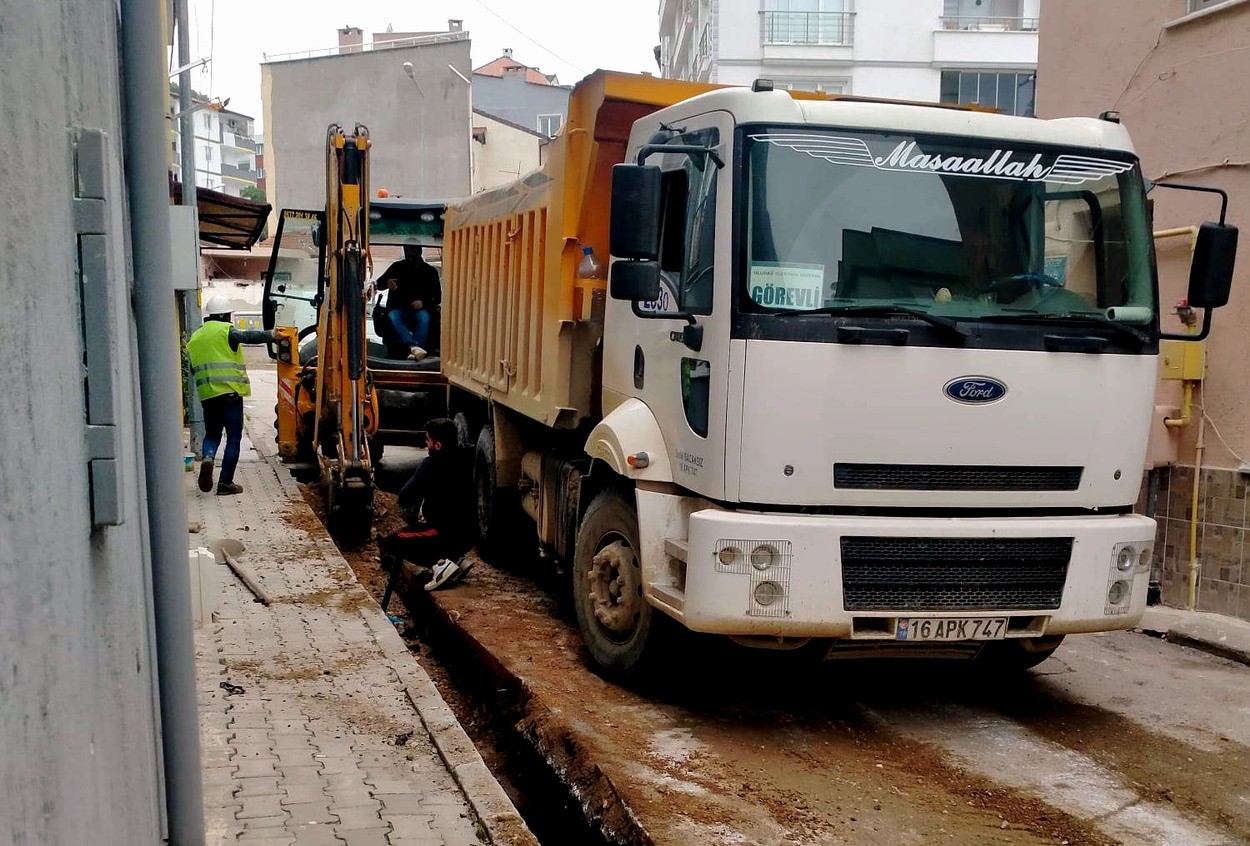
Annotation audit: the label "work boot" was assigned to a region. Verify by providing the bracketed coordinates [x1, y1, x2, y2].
[408, 345, 427, 361]
[216, 482, 243, 496]
[198, 459, 215, 492]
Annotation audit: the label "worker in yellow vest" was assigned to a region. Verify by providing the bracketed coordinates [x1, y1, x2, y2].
[186, 294, 277, 495]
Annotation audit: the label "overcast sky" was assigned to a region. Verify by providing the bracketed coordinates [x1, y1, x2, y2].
[187, 0, 661, 126]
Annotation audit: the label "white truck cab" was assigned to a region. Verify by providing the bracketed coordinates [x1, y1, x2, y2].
[590, 85, 1235, 670]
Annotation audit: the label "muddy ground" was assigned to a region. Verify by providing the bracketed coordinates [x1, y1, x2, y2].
[301, 475, 1250, 846]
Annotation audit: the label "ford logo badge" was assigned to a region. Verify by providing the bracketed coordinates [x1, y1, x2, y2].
[944, 376, 1007, 405]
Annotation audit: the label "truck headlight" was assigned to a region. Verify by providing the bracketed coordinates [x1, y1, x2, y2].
[718, 546, 742, 567]
[1116, 547, 1135, 572]
[754, 580, 783, 606]
[1107, 579, 1130, 606]
[750, 544, 779, 571]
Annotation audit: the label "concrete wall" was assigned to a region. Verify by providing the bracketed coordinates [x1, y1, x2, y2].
[472, 112, 543, 192]
[1039, 0, 1250, 618]
[0, 0, 166, 842]
[262, 38, 472, 210]
[471, 74, 570, 136]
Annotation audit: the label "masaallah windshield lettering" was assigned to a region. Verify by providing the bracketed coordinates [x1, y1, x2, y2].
[749, 133, 1136, 186]
[873, 141, 1049, 180]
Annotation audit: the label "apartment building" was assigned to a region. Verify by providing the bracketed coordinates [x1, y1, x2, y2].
[659, 0, 1041, 115]
[168, 90, 261, 197]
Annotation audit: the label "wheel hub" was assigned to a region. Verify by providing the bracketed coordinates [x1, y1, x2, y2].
[588, 539, 641, 635]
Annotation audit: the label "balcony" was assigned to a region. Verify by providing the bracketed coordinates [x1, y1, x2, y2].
[760, 11, 855, 46]
[220, 161, 257, 184]
[933, 16, 1038, 68]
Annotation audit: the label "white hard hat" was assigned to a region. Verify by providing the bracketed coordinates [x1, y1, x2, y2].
[204, 294, 233, 315]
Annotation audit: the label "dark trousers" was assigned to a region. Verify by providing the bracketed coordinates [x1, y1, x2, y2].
[378, 527, 467, 569]
[202, 393, 244, 485]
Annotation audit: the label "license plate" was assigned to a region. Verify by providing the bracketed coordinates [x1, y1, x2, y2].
[896, 617, 1008, 641]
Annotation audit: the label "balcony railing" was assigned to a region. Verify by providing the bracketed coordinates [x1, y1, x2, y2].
[939, 15, 1039, 32]
[761, 11, 855, 46]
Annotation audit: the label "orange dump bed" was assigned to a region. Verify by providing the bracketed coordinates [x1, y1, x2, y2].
[441, 71, 723, 429]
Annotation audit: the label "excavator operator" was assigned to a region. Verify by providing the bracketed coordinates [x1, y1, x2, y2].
[378, 245, 440, 361]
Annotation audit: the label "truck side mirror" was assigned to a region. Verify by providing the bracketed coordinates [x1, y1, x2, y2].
[610, 164, 661, 261]
[311, 222, 323, 248]
[610, 260, 661, 302]
[1187, 222, 1237, 309]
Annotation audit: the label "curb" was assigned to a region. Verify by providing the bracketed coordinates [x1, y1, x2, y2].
[1136, 622, 1250, 668]
[244, 417, 541, 846]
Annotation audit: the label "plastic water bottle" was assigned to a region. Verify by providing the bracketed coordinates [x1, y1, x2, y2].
[577, 245, 605, 280]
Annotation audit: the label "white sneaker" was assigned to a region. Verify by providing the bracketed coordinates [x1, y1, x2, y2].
[409, 346, 427, 361]
[425, 558, 459, 591]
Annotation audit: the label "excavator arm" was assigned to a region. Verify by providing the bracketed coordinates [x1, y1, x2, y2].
[313, 124, 379, 539]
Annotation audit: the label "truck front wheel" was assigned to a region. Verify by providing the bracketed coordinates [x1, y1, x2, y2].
[573, 489, 662, 676]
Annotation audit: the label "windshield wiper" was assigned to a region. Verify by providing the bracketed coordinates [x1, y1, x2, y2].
[982, 312, 1149, 348]
[771, 305, 971, 339]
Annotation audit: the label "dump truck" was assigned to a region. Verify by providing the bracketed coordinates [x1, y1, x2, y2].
[441, 71, 1237, 675]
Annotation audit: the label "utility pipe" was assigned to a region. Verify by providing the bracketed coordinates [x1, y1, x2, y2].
[177, 0, 205, 454]
[1165, 381, 1195, 428]
[1187, 412, 1206, 611]
[119, 0, 205, 842]
[1153, 225, 1199, 250]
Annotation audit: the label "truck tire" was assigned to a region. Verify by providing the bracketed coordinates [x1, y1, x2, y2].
[474, 425, 522, 561]
[977, 635, 1064, 672]
[572, 489, 664, 677]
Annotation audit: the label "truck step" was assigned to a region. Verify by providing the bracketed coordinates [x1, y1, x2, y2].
[648, 584, 685, 615]
[664, 537, 689, 563]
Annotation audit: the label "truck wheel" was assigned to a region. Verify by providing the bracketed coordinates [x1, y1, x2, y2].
[978, 635, 1065, 672]
[474, 425, 522, 560]
[573, 489, 662, 677]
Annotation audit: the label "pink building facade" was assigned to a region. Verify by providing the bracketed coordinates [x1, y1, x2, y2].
[1038, 0, 1250, 618]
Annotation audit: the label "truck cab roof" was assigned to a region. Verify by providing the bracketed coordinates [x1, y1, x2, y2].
[638, 85, 1137, 156]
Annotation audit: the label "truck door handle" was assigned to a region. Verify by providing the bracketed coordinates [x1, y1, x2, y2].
[1043, 334, 1109, 353]
[836, 325, 909, 345]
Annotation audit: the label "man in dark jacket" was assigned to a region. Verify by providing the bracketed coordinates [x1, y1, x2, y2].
[378, 246, 441, 360]
[378, 418, 476, 591]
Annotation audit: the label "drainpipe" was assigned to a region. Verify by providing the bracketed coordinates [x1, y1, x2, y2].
[1187, 414, 1206, 611]
[119, 1, 205, 843]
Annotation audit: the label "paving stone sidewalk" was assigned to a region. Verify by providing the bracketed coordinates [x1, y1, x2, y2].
[188, 419, 520, 846]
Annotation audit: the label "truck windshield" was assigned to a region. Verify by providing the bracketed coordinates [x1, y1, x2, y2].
[740, 128, 1155, 330]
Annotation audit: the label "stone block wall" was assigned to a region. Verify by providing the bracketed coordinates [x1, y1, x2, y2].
[1139, 466, 1250, 620]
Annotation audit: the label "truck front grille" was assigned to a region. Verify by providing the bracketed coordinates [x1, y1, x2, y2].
[840, 536, 1072, 612]
[834, 463, 1084, 492]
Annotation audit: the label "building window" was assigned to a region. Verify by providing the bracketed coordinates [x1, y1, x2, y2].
[940, 0, 1036, 31]
[940, 69, 1035, 116]
[203, 144, 213, 162]
[537, 114, 562, 138]
[1188, 0, 1228, 10]
[202, 112, 211, 129]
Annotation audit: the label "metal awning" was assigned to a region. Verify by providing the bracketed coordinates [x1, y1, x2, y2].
[170, 183, 271, 250]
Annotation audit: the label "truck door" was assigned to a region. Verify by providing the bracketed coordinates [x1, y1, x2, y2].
[625, 117, 731, 499]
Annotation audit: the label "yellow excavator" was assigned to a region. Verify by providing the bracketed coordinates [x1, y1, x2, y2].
[269, 124, 379, 539]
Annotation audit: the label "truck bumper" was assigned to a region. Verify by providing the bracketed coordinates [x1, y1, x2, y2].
[675, 509, 1156, 639]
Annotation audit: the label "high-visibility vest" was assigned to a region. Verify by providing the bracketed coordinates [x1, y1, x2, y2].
[186, 320, 250, 401]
